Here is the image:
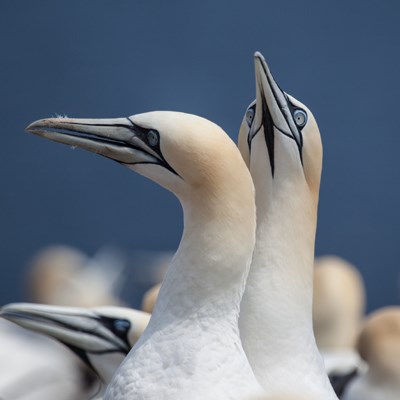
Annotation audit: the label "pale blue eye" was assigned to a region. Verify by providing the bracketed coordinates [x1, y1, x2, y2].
[246, 108, 255, 127]
[293, 109, 307, 127]
[147, 130, 159, 147]
[114, 319, 130, 332]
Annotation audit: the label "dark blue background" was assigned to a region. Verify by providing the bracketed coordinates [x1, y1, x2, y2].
[1, 1, 399, 311]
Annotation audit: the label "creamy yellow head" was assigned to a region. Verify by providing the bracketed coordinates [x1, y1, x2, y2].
[27, 111, 256, 278]
[26, 245, 88, 305]
[313, 256, 366, 349]
[27, 111, 253, 213]
[357, 306, 400, 380]
[238, 53, 322, 202]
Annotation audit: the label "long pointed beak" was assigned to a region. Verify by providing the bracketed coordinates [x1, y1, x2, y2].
[253, 52, 302, 147]
[1, 303, 131, 355]
[26, 116, 159, 165]
[248, 52, 304, 175]
[254, 53, 288, 134]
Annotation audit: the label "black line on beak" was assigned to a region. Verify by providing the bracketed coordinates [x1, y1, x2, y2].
[260, 86, 275, 177]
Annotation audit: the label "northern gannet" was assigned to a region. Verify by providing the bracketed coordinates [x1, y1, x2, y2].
[27, 111, 263, 399]
[313, 256, 366, 395]
[237, 52, 338, 399]
[1, 302, 150, 397]
[342, 306, 400, 400]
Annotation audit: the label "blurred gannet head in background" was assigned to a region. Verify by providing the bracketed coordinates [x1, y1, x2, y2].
[25, 245, 124, 307]
[357, 307, 400, 380]
[27, 111, 262, 399]
[342, 307, 400, 400]
[141, 283, 161, 313]
[313, 256, 366, 350]
[1, 302, 150, 394]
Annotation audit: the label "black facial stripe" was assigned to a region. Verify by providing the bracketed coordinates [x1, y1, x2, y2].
[59, 119, 182, 178]
[126, 117, 182, 178]
[260, 85, 275, 177]
[27, 312, 130, 354]
[65, 343, 103, 381]
[285, 96, 304, 165]
[97, 316, 131, 350]
[247, 104, 257, 149]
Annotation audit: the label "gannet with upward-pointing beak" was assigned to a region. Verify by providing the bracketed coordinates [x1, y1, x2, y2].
[27, 111, 263, 400]
[1, 302, 150, 397]
[238, 52, 338, 399]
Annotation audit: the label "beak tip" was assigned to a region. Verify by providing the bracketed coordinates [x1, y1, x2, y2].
[25, 118, 56, 135]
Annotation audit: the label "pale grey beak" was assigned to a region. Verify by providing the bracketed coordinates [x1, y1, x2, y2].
[26, 116, 160, 166]
[250, 52, 304, 174]
[1, 302, 131, 366]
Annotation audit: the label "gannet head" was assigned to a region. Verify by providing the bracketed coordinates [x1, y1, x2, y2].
[313, 256, 366, 350]
[238, 52, 322, 203]
[27, 111, 256, 269]
[357, 306, 400, 381]
[27, 112, 251, 204]
[1, 302, 150, 383]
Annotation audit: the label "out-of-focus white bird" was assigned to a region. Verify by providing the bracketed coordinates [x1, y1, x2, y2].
[26, 245, 125, 308]
[313, 256, 366, 395]
[1, 302, 150, 398]
[343, 307, 400, 400]
[0, 318, 85, 400]
[26, 111, 263, 399]
[237, 52, 337, 399]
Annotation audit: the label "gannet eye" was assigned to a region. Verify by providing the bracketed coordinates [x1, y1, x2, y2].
[147, 130, 159, 147]
[113, 319, 130, 333]
[293, 109, 307, 128]
[246, 108, 255, 127]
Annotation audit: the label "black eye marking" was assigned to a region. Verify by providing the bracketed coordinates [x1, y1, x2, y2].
[245, 106, 255, 127]
[146, 130, 159, 147]
[96, 316, 131, 352]
[285, 97, 305, 165]
[113, 319, 131, 334]
[125, 117, 182, 178]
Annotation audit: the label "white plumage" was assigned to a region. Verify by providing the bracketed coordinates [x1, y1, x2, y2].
[237, 52, 337, 399]
[26, 111, 264, 400]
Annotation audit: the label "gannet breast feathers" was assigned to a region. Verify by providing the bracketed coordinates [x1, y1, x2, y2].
[27, 111, 262, 399]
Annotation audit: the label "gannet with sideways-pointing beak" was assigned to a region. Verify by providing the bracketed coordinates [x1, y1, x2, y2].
[26, 111, 263, 400]
[237, 52, 338, 399]
[1, 302, 150, 397]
